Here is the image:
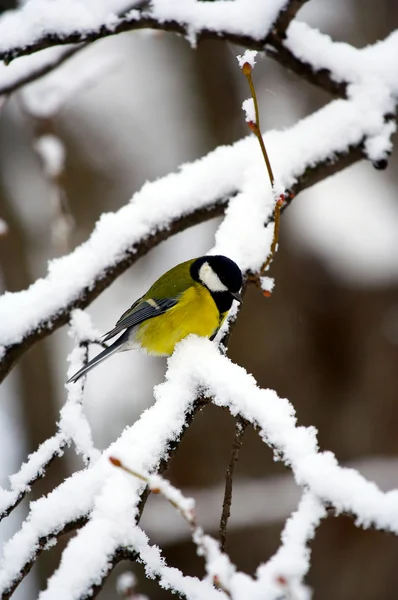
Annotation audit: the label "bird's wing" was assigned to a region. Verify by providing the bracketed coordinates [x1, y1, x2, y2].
[102, 296, 178, 342]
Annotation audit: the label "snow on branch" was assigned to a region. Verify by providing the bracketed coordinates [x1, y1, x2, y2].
[1, 42, 397, 382]
[3, 337, 398, 598]
[0, 431, 67, 522]
[0, 45, 82, 97]
[0, 0, 288, 63]
[0, 310, 99, 523]
[0, 1, 352, 99]
[0, 359, 208, 597]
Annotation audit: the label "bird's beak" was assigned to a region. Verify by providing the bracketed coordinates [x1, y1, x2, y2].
[231, 290, 243, 303]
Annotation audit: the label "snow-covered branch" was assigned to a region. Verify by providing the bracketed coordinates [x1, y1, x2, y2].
[0, 1, 346, 99]
[0, 311, 100, 523]
[3, 338, 398, 598]
[1, 33, 397, 382]
[0, 1, 301, 64]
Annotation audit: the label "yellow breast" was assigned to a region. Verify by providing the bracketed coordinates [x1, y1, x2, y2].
[135, 284, 222, 356]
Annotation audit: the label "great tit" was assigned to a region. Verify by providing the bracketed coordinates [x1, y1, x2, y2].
[67, 255, 243, 383]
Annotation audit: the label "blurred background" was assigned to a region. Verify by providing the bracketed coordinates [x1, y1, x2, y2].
[1, 0, 398, 598]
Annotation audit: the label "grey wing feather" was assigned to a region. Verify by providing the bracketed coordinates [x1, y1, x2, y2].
[102, 297, 178, 342]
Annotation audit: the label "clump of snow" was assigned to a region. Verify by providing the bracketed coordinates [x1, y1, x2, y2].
[242, 98, 256, 123]
[237, 49, 258, 69]
[260, 276, 274, 293]
[68, 309, 102, 345]
[62, 310, 101, 465]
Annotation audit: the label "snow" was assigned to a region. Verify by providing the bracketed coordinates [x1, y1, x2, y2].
[237, 50, 258, 70]
[2, 334, 398, 597]
[241, 98, 256, 123]
[0, 310, 100, 522]
[0, 0, 136, 55]
[256, 492, 325, 600]
[61, 311, 101, 465]
[166, 338, 398, 535]
[0, 0, 288, 57]
[260, 276, 275, 294]
[0, 432, 67, 518]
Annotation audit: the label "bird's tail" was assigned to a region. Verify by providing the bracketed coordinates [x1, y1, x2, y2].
[67, 332, 128, 384]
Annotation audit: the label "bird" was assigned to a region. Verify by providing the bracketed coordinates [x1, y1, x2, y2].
[67, 255, 243, 383]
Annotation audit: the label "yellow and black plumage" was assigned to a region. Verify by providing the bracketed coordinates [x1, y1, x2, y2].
[68, 255, 242, 383]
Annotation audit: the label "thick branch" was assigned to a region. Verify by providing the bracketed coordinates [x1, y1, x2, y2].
[0, 13, 345, 98]
[0, 202, 225, 383]
[0, 139, 374, 384]
[274, 0, 310, 35]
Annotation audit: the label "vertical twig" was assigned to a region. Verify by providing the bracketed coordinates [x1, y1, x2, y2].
[219, 417, 247, 552]
[239, 53, 291, 292]
[242, 63, 275, 188]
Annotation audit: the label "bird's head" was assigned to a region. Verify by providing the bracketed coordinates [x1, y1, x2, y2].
[191, 255, 243, 303]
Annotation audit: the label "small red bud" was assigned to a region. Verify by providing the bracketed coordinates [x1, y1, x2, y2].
[109, 456, 122, 467]
[276, 575, 288, 586]
[151, 487, 161, 494]
[263, 290, 272, 297]
[242, 61, 252, 75]
[247, 121, 257, 132]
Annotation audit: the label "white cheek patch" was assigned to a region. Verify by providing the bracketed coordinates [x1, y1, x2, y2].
[199, 262, 228, 292]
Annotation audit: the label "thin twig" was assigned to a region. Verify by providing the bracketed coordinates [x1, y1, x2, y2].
[256, 194, 286, 278]
[0, 137, 373, 383]
[0, 45, 84, 97]
[243, 64, 275, 188]
[110, 457, 233, 597]
[219, 417, 247, 552]
[240, 58, 288, 291]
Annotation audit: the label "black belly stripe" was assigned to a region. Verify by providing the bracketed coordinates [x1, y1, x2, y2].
[211, 291, 233, 314]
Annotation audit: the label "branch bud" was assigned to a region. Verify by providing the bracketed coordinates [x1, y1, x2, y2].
[242, 61, 252, 76]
